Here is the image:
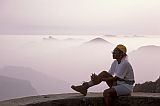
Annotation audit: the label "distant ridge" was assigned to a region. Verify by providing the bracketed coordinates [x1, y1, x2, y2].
[137, 45, 160, 51]
[43, 36, 58, 41]
[0, 66, 71, 94]
[86, 37, 112, 44]
[131, 45, 160, 54]
[129, 45, 160, 83]
[103, 34, 116, 37]
[0, 75, 37, 101]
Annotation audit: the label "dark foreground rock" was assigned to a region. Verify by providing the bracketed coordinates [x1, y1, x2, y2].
[134, 76, 160, 93]
[0, 92, 160, 106]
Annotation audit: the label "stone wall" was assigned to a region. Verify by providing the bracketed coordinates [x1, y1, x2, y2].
[0, 93, 160, 106]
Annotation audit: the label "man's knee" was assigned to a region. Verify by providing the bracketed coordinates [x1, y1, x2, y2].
[99, 71, 108, 76]
[100, 71, 112, 78]
[103, 88, 117, 97]
[101, 71, 107, 73]
[103, 89, 111, 97]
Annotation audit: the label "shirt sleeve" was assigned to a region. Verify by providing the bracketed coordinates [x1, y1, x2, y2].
[108, 61, 116, 75]
[115, 61, 128, 79]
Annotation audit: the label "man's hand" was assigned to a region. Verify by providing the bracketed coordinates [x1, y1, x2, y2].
[90, 73, 101, 85]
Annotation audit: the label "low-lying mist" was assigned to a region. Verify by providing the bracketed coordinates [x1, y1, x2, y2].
[0, 35, 160, 100]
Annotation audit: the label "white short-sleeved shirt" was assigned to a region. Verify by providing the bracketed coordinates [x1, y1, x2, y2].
[108, 57, 135, 91]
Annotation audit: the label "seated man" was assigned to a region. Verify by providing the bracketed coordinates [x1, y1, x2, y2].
[71, 44, 135, 106]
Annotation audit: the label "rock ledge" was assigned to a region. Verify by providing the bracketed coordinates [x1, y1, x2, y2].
[0, 92, 160, 106]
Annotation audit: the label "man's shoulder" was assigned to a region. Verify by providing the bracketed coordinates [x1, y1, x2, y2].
[122, 59, 131, 65]
[112, 60, 117, 64]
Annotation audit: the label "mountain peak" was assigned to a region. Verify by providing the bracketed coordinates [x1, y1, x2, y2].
[87, 37, 111, 44]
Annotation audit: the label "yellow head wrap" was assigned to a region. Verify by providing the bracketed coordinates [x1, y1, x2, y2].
[116, 44, 127, 54]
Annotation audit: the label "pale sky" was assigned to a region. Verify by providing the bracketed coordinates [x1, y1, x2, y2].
[0, 0, 160, 35]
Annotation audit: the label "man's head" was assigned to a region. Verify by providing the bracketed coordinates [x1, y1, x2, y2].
[112, 44, 127, 59]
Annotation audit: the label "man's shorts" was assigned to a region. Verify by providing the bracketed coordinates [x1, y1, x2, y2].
[112, 81, 133, 96]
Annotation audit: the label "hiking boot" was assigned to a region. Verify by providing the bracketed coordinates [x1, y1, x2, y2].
[71, 82, 89, 96]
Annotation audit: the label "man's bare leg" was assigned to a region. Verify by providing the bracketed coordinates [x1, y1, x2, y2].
[103, 88, 117, 106]
[75, 71, 113, 89]
[71, 71, 113, 96]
